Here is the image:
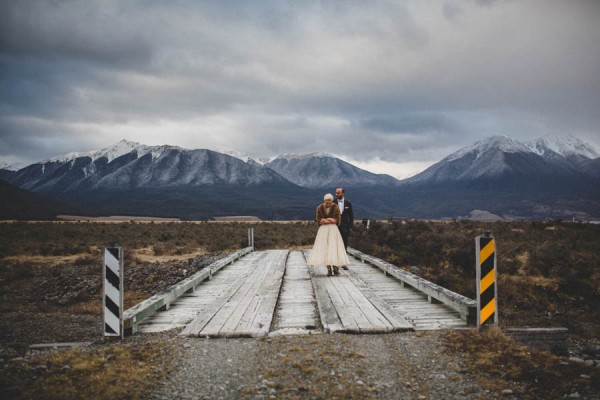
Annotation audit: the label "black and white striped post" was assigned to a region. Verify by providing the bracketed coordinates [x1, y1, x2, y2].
[475, 232, 498, 330]
[248, 227, 254, 248]
[103, 246, 124, 339]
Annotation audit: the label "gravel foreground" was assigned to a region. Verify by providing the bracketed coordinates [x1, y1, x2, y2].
[150, 331, 504, 400]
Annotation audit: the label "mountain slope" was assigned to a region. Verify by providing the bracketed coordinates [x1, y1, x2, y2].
[526, 135, 600, 165]
[396, 135, 600, 219]
[6, 141, 294, 195]
[3, 136, 599, 220]
[0, 179, 67, 220]
[404, 135, 589, 184]
[265, 153, 399, 188]
[0, 169, 14, 182]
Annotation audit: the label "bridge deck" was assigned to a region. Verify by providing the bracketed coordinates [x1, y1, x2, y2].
[270, 250, 319, 335]
[346, 256, 467, 331]
[137, 250, 467, 336]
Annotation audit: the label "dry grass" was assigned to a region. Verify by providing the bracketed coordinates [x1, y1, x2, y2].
[443, 329, 600, 398]
[0, 339, 175, 400]
[0, 221, 317, 258]
[1, 254, 93, 267]
[131, 246, 208, 263]
[500, 274, 560, 290]
[61, 291, 148, 315]
[63, 301, 102, 315]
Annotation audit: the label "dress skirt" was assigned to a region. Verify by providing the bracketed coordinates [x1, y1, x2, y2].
[307, 224, 350, 267]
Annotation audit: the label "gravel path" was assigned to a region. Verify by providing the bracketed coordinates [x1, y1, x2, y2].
[150, 331, 506, 400]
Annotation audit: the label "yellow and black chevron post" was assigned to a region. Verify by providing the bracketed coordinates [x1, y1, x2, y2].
[476, 232, 497, 329]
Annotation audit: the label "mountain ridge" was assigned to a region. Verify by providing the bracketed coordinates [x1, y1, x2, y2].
[1, 135, 599, 220]
[404, 135, 599, 184]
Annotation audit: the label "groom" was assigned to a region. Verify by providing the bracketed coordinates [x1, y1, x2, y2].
[335, 187, 354, 270]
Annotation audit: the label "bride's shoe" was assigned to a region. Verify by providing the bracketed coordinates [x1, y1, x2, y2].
[327, 265, 333, 276]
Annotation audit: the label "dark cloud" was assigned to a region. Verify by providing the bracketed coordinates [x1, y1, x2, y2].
[358, 114, 461, 135]
[0, 115, 106, 163]
[0, 1, 153, 67]
[0, 0, 599, 175]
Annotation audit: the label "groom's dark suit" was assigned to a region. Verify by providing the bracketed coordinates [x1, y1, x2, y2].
[336, 197, 354, 249]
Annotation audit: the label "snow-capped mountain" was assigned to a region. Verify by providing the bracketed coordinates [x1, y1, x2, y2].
[265, 153, 399, 188]
[3, 135, 599, 220]
[0, 161, 25, 171]
[5, 140, 293, 194]
[405, 135, 598, 184]
[203, 150, 400, 188]
[525, 135, 600, 163]
[44, 139, 146, 164]
[216, 149, 261, 165]
[396, 135, 600, 220]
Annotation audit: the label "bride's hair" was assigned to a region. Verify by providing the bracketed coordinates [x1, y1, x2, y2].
[323, 193, 334, 201]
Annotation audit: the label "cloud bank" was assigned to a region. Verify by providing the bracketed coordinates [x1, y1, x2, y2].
[1, 0, 599, 178]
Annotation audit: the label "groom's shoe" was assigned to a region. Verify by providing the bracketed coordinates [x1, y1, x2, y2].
[342, 266, 349, 270]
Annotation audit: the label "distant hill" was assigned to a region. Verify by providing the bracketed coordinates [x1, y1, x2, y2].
[0, 179, 66, 220]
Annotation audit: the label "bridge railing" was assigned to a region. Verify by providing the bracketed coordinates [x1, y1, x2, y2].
[123, 246, 254, 335]
[347, 248, 477, 324]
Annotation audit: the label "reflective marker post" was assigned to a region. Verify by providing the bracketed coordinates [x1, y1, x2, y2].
[103, 246, 124, 339]
[476, 232, 498, 330]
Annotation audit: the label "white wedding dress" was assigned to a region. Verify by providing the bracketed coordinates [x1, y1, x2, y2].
[307, 224, 350, 267]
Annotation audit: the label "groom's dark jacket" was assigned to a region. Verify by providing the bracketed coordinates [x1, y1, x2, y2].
[336, 198, 354, 232]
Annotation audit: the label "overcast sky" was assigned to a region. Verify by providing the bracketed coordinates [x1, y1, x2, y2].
[1, 0, 599, 178]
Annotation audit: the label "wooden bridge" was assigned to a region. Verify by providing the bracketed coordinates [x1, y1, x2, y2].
[124, 248, 476, 337]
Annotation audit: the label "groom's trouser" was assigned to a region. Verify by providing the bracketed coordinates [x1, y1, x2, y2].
[338, 227, 350, 249]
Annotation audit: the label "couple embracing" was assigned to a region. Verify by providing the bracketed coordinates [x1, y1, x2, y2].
[307, 187, 354, 276]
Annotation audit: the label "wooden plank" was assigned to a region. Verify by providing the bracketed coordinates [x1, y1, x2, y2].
[347, 248, 476, 324]
[322, 277, 360, 333]
[200, 250, 287, 337]
[179, 251, 268, 336]
[252, 250, 293, 334]
[125, 247, 253, 333]
[344, 269, 413, 331]
[235, 250, 288, 336]
[308, 264, 344, 333]
[328, 274, 392, 332]
[198, 252, 275, 336]
[324, 275, 365, 332]
[140, 252, 259, 334]
[232, 296, 262, 336]
[346, 250, 468, 331]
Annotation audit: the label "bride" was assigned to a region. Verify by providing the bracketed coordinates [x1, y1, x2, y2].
[307, 193, 350, 275]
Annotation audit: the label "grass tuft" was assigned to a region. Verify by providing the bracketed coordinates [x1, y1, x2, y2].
[443, 329, 600, 398]
[0, 339, 175, 400]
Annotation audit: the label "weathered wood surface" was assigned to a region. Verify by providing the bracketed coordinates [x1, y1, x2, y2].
[345, 255, 468, 331]
[125, 247, 253, 334]
[305, 251, 413, 333]
[270, 251, 319, 335]
[137, 248, 471, 336]
[137, 250, 262, 333]
[347, 248, 476, 324]
[181, 250, 289, 337]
